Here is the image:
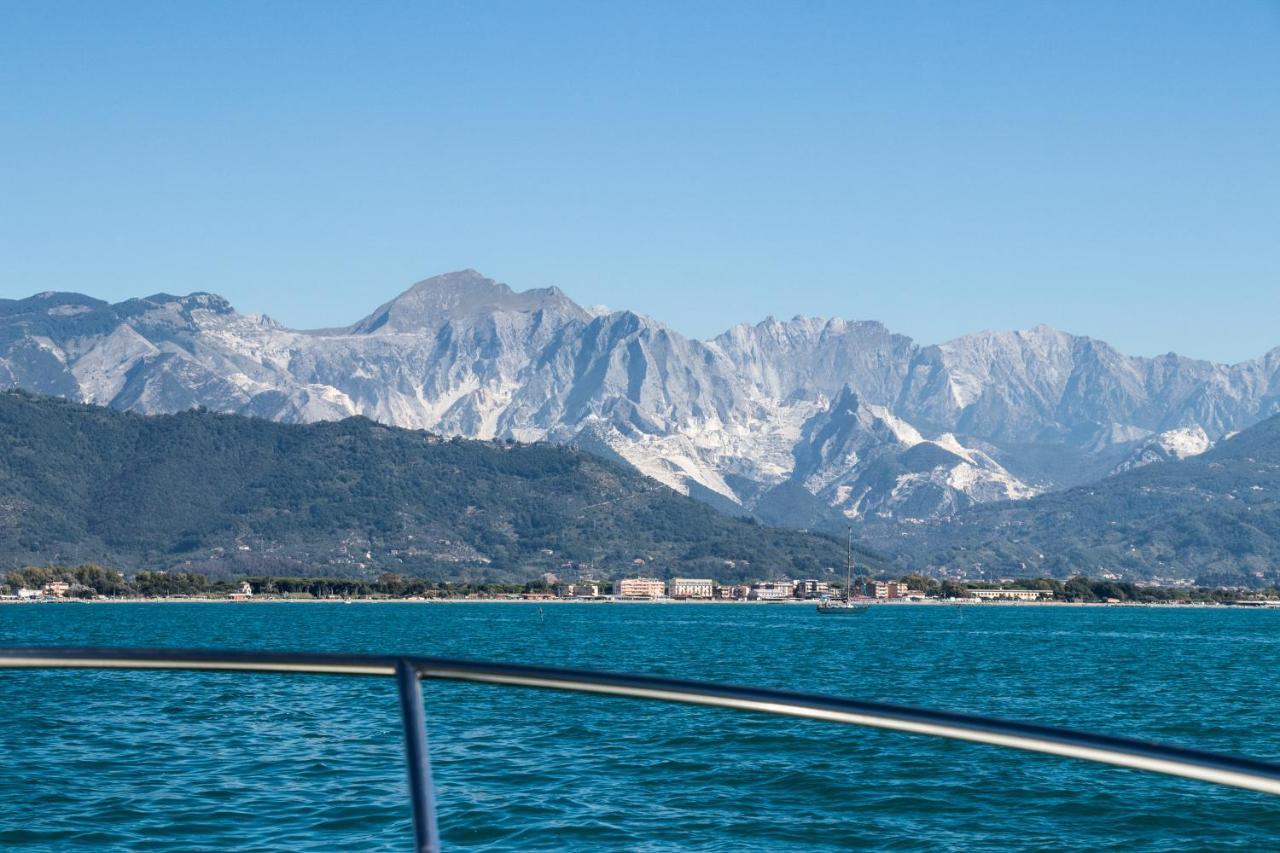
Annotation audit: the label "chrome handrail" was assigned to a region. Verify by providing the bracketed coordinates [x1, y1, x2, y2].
[3, 646, 1280, 852]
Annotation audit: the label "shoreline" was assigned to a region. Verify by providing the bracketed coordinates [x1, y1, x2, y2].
[3, 597, 1275, 608]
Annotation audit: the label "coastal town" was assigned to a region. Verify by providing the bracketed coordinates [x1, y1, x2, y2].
[3, 565, 1279, 606]
[0, 573, 995, 603]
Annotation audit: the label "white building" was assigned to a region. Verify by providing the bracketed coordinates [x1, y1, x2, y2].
[969, 588, 1050, 601]
[871, 581, 925, 599]
[749, 580, 796, 601]
[668, 578, 713, 599]
[616, 577, 667, 598]
[794, 580, 831, 599]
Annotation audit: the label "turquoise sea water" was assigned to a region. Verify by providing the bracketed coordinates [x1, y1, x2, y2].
[2, 602, 1279, 851]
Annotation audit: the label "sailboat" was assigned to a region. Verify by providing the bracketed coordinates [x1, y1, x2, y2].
[816, 528, 870, 615]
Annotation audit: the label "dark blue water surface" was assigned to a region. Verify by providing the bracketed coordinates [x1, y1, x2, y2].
[2, 602, 1279, 850]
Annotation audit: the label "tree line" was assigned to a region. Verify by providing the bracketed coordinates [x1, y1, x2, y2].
[0, 567, 582, 598]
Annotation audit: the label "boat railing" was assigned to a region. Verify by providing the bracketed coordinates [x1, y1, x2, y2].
[3, 646, 1279, 852]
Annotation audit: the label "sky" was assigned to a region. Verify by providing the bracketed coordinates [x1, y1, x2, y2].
[1, 1, 1277, 363]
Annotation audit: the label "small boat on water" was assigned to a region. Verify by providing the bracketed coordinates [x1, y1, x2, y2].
[816, 597, 868, 615]
[817, 528, 870, 615]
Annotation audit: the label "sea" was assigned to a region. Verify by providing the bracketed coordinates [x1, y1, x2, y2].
[2, 602, 1279, 851]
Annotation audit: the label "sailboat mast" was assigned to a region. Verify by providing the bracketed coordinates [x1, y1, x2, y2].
[846, 526, 853, 600]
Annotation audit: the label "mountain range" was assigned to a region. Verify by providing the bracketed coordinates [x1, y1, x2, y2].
[3, 270, 1279, 537]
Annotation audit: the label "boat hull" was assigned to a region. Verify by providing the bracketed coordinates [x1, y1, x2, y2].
[816, 603, 869, 615]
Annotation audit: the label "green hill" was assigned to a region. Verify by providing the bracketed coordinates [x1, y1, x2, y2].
[0, 391, 880, 582]
[872, 414, 1280, 586]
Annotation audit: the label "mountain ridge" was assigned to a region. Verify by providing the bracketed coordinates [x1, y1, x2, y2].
[2, 270, 1278, 532]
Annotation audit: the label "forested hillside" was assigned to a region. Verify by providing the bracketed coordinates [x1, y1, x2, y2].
[0, 392, 875, 582]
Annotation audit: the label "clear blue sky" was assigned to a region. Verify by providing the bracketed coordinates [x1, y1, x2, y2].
[2, 1, 1277, 362]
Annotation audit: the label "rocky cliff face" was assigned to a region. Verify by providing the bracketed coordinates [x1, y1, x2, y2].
[783, 387, 1035, 522]
[1110, 426, 1213, 475]
[3, 270, 1279, 526]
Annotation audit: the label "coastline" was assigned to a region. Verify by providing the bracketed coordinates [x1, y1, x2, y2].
[3, 597, 1274, 608]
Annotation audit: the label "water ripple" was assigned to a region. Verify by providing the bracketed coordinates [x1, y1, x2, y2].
[2, 603, 1280, 849]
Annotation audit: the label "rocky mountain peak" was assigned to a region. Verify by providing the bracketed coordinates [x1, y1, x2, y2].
[784, 383, 1034, 521]
[348, 270, 590, 334]
[0, 291, 109, 319]
[148, 292, 236, 313]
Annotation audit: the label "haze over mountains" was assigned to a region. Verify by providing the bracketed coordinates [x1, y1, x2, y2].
[3, 270, 1279, 534]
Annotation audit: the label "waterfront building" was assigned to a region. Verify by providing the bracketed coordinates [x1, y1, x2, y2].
[794, 580, 831, 599]
[41, 581, 70, 597]
[969, 588, 1051, 601]
[669, 578, 713, 599]
[562, 583, 600, 598]
[871, 581, 926, 599]
[716, 584, 750, 600]
[749, 580, 795, 601]
[616, 577, 667, 598]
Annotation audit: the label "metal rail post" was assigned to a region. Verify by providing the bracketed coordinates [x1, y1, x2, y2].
[396, 659, 440, 853]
